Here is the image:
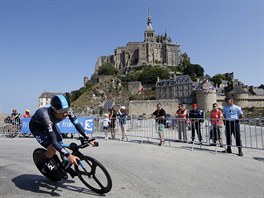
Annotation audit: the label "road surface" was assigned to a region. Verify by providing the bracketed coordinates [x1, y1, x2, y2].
[0, 136, 263, 198]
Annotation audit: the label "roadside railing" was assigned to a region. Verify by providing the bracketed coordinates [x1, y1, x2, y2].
[0, 124, 21, 138]
[1, 116, 263, 151]
[94, 117, 264, 150]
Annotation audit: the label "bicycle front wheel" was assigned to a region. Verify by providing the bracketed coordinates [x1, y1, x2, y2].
[74, 155, 112, 194]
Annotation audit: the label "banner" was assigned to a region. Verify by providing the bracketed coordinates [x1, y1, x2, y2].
[21, 117, 94, 134]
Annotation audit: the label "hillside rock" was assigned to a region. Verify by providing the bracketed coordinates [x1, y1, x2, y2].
[0, 113, 8, 127]
[71, 78, 131, 116]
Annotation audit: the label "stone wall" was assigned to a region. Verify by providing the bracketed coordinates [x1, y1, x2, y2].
[129, 99, 179, 116]
[217, 95, 264, 108]
[129, 94, 264, 116]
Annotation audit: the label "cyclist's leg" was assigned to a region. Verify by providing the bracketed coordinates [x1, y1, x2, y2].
[31, 128, 51, 151]
[30, 125, 59, 159]
[45, 144, 56, 158]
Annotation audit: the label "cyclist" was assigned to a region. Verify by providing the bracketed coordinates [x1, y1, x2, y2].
[29, 94, 90, 177]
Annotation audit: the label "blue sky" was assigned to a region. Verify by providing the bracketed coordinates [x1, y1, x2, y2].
[0, 0, 263, 115]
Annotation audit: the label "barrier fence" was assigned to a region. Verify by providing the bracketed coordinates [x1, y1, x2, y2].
[93, 117, 264, 151]
[1, 117, 263, 151]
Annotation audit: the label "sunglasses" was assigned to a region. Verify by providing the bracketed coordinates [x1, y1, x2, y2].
[53, 108, 70, 114]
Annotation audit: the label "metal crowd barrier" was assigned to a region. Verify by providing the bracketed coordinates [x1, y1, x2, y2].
[1, 116, 263, 151]
[0, 124, 21, 138]
[93, 117, 264, 151]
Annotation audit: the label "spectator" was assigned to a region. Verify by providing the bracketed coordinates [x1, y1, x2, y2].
[22, 109, 31, 118]
[109, 108, 117, 140]
[175, 104, 187, 142]
[11, 108, 21, 127]
[189, 103, 204, 144]
[151, 103, 166, 146]
[102, 113, 110, 140]
[223, 96, 244, 156]
[11, 108, 19, 118]
[117, 106, 127, 141]
[210, 103, 224, 146]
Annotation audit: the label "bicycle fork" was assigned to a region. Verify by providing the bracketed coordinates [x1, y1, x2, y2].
[77, 159, 93, 178]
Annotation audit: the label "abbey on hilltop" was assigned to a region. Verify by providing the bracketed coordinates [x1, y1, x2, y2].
[94, 11, 182, 73]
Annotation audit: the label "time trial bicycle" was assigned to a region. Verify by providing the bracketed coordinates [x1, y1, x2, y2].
[33, 138, 112, 194]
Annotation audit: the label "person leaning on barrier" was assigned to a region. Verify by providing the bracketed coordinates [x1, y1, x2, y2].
[175, 104, 187, 142]
[10, 108, 21, 133]
[210, 103, 224, 147]
[222, 96, 244, 156]
[29, 95, 91, 177]
[11, 108, 21, 126]
[188, 103, 204, 144]
[150, 103, 167, 146]
[22, 109, 31, 118]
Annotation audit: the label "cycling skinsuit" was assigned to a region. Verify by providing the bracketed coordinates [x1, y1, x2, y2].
[29, 107, 87, 157]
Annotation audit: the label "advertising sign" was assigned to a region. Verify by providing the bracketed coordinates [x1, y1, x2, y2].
[21, 117, 94, 134]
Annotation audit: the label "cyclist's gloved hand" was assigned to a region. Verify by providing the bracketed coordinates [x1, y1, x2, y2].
[89, 138, 99, 147]
[90, 139, 99, 146]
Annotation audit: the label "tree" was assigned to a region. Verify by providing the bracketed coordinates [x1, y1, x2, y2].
[98, 63, 118, 75]
[138, 66, 170, 84]
[183, 64, 204, 81]
[211, 74, 225, 87]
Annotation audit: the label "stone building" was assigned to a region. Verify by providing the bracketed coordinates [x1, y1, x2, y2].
[38, 91, 63, 108]
[128, 76, 264, 116]
[226, 86, 249, 107]
[196, 80, 217, 111]
[94, 12, 181, 73]
[156, 74, 194, 104]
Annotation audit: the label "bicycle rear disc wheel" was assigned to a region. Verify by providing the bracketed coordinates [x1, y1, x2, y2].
[74, 155, 112, 194]
[33, 148, 66, 182]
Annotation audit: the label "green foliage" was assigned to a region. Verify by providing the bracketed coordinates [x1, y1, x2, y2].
[121, 65, 170, 84]
[70, 83, 93, 102]
[121, 70, 143, 82]
[70, 88, 85, 102]
[138, 66, 170, 84]
[211, 74, 225, 86]
[98, 63, 118, 75]
[183, 64, 204, 81]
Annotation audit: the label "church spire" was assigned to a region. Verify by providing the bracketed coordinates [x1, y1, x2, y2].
[144, 8, 155, 42]
[146, 7, 153, 30]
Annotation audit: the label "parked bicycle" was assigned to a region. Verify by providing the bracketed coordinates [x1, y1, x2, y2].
[33, 138, 112, 194]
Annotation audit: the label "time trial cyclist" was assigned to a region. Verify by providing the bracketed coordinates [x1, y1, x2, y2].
[29, 94, 90, 176]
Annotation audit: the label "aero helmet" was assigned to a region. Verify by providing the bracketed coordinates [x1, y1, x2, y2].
[50, 95, 70, 113]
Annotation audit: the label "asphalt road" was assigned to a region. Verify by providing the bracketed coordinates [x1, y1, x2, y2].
[0, 135, 263, 198]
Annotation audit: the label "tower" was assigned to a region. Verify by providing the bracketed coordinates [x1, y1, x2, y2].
[144, 9, 155, 42]
[196, 80, 217, 112]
